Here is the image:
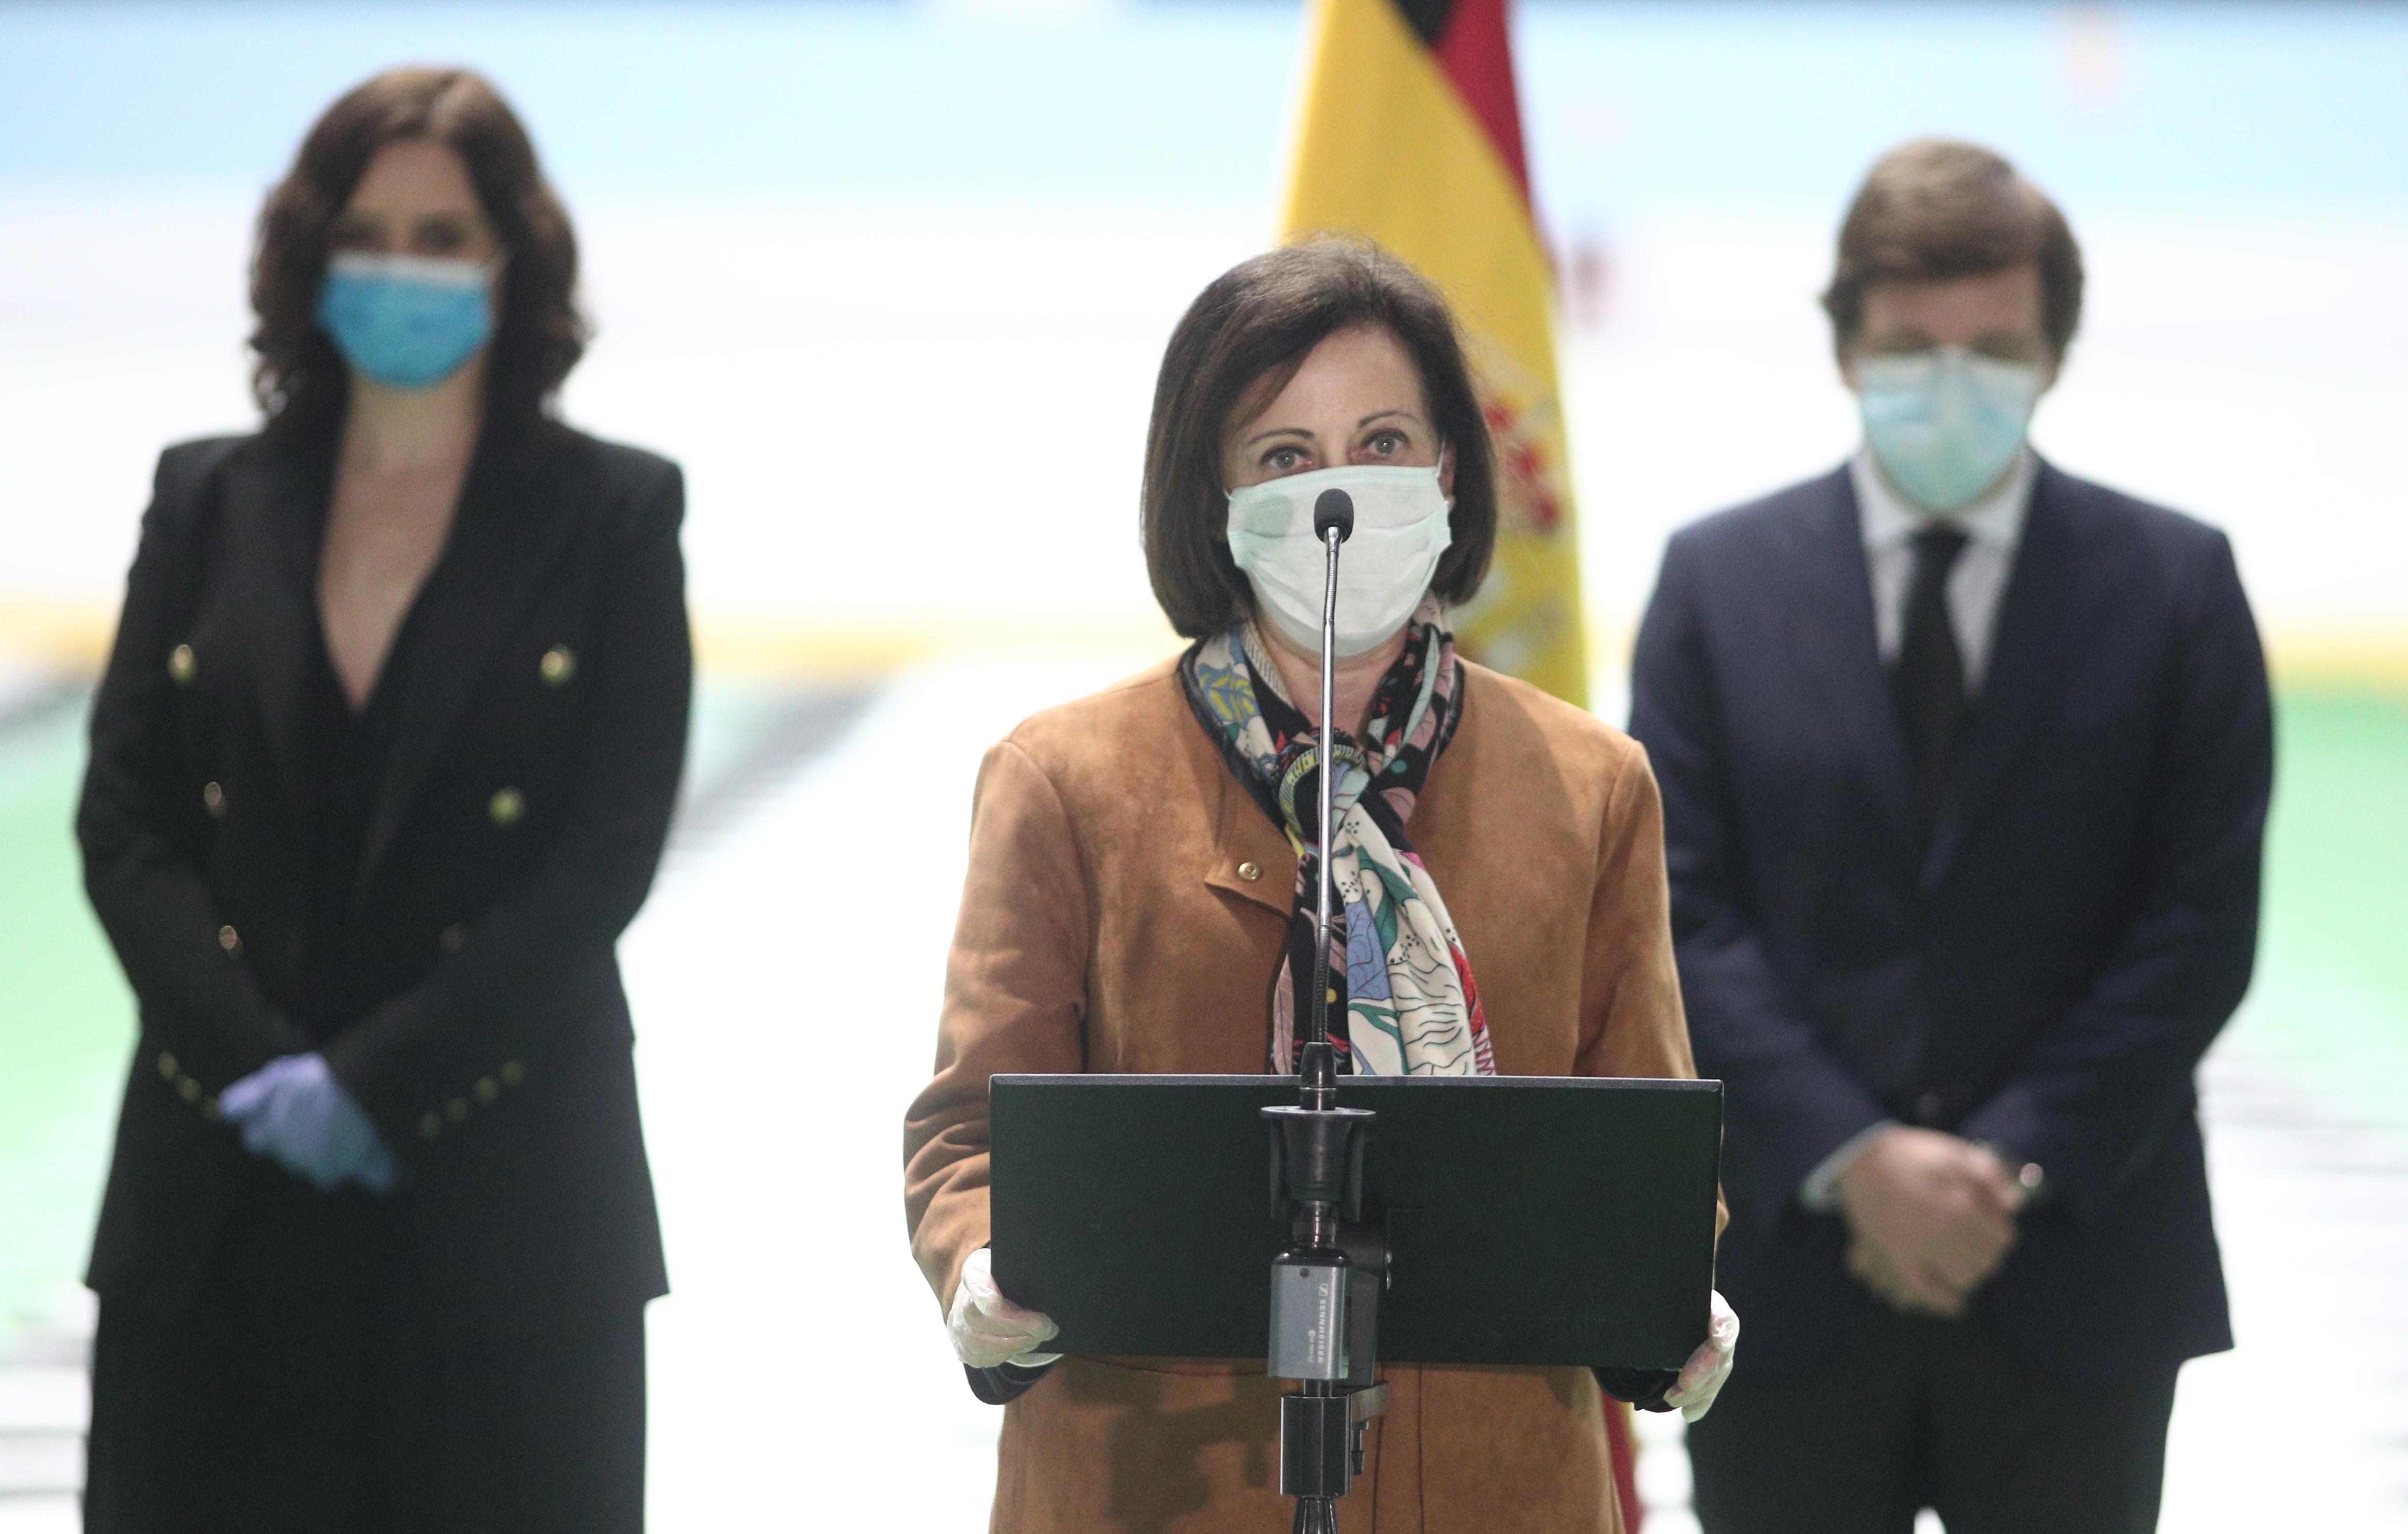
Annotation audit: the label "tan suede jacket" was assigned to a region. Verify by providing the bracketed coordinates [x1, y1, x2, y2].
[905, 655, 1704, 1533]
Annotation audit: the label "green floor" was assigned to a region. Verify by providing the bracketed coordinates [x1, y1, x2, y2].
[2245, 689, 2408, 1123]
[0, 685, 2402, 1343]
[0, 705, 135, 1339]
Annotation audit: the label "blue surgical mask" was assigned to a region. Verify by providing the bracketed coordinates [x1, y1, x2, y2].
[316, 252, 495, 390]
[1855, 345, 2042, 514]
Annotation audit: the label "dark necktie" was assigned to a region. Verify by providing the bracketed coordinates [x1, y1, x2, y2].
[1893, 525, 1971, 845]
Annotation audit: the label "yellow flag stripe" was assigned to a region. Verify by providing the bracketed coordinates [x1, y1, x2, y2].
[1281, 0, 1557, 378]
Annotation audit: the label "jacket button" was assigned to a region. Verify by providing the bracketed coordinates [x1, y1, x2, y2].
[420, 1113, 444, 1141]
[217, 925, 242, 958]
[177, 1076, 201, 1104]
[202, 782, 227, 818]
[1237, 860, 1263, 882]
[488, 787, 524, 826]
[440, 924, 467, 953]
[499, 1060, 527, 1088]
[474, 1075, 500, 1105]
[447, 1097, 470, 1122]
[540, 645, 577, 685]
[157, 1051, 179, 1080]
[167, 644, 197, 684]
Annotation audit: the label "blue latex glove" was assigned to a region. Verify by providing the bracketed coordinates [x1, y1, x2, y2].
[217, 1053, 401, 1194]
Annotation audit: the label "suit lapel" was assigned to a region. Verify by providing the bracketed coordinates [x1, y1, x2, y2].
[354, 435, 580, 896]
[231, 439, 335, 804]
[1922, 460, 2084, 887]
[1788, 468, 1917, 851]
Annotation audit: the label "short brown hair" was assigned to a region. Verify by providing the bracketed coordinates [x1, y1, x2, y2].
[250, 67, 587, 446]
[1821, 138, 2084, 361]
[1141, 241, 1498, 639]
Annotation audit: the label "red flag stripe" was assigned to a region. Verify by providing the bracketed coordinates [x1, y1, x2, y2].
[1425, 0, 1532, 203]
[1603, 1399, 1644, 1530]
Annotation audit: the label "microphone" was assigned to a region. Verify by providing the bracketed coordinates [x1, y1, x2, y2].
[1266, 479, 1384, 1533]
[1313, 488, 1355, 543]
[1307, 488, 1352, 1075]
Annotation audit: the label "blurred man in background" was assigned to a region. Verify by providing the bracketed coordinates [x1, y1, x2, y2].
[1630, 139, 2272, 1532]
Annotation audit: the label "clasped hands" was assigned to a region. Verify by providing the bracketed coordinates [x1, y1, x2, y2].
[218, 1053, 400, 1194]
[948, 1248, 1743, 1423]
[1833, 1126, 2028, 1318]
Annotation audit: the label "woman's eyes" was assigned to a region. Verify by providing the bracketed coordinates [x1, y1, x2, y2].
[1256, 429, 1411, 475]
[328, 214, 485, 257]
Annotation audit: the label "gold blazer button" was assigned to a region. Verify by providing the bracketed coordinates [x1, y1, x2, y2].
[167, 644, 197, 684]
[540, 645, 577, 685]
[499, 1060, 528, 1088]
[217, 925, 242, 958]
[1237, 860, 1263, 882]
[202, 781, 227, 817]
[474, 1076, 500, 1105]
[157, 1051, 179, 1080]
[488, 787, 525, 826]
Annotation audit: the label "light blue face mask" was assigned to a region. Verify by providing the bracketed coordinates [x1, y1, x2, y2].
[316, 251, 495, 390]
[1855, 345, 2043, 514]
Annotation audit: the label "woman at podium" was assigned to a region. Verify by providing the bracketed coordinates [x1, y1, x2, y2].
[906, 241, 1731, 1532]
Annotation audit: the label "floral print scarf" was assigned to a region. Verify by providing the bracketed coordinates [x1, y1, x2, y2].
[1179, 597, 1497, 1077]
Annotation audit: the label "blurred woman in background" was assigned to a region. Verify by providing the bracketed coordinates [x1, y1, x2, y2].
[904, 241, 1735, 1533]
[77, 67, 687, 1532]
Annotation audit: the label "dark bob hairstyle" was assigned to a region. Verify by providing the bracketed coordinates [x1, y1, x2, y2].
[1141, 241, 1498, 639]
[250, 67, 587, 445]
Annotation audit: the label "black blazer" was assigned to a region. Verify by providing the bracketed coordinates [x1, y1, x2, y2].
[1630, 459, 2270, 1380]
[78, 426, 689, 1321]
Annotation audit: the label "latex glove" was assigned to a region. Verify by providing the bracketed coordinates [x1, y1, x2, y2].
[1834, 1126, 2022, 1317]
[948, 1248, 1061, 1369]
[218, 1053, 400, 1194]
[1663, 1289, 1739, 1422]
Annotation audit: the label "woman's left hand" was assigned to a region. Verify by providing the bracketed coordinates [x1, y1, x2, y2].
[1663, 1290, 1739, 1422]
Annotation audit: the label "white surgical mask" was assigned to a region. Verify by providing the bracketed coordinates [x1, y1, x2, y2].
[1855, 345, 2042, 514]
[1225, 462, 1453, 657]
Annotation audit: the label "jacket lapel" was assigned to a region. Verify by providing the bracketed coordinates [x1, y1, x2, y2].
[232, 439, 335, 804]
[354, 436, 580, 896]
[1201, 729, 1298, 917]
[1922, 459, 2083, 887]
[1788, 467, 1918, 852]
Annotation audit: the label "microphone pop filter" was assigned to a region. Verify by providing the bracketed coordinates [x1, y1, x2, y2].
[1313, 488, 1355, 541]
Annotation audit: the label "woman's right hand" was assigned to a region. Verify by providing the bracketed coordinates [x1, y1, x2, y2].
[948, 1248, 1062, 1369]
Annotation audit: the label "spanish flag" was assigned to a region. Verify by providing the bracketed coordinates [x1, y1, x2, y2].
[1282, 0, 1588, 707]
[1285, 12, 1636, 1516]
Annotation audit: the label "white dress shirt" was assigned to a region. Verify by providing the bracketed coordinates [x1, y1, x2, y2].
[1851, 446, 2035, 693]
[1800, 447, 2038, 1211]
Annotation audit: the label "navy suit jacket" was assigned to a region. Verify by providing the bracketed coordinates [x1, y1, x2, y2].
[1629, 459, 2270, 1380]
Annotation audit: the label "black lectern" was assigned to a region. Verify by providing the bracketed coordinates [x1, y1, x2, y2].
[991, 1073, 1724, 1366]
[990, 1071, 1725, 1524]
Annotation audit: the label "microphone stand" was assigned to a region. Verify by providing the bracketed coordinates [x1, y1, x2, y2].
[1263, 489, 1388, 1534]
